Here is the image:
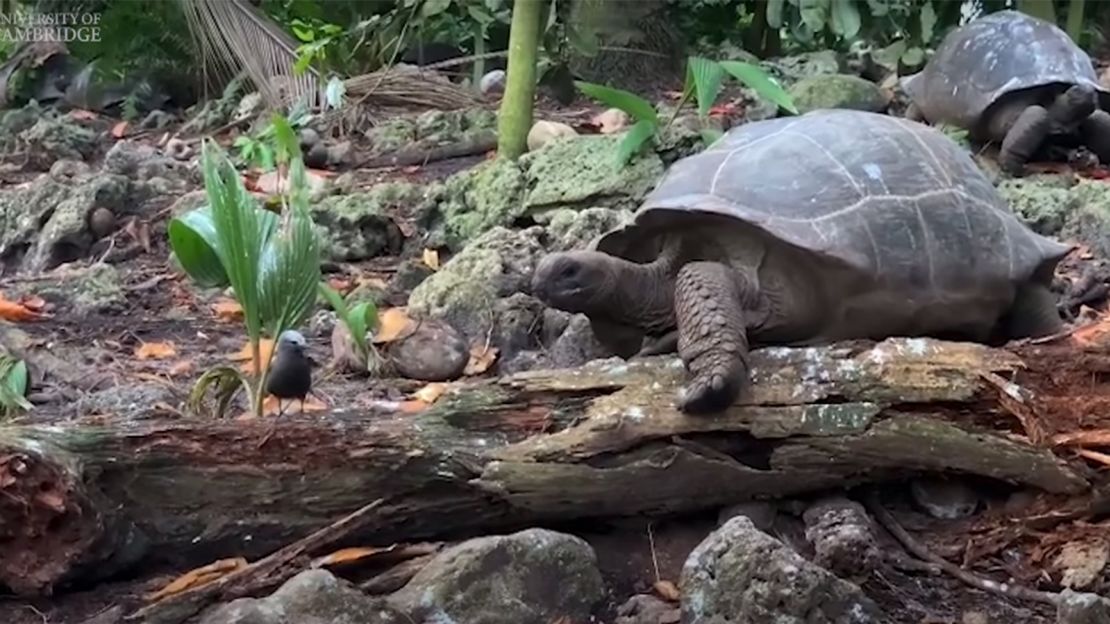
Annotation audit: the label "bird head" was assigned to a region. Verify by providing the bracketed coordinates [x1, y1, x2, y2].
[276, 329, 308, 355]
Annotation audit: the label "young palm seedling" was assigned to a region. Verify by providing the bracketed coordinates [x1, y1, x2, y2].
[169, 114, 323, 419]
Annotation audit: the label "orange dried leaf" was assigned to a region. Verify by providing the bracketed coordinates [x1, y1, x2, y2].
[168, 360, 196, 377]
[1053, 430, 1110, 448]
[327, 276, 353, 293]
[1072, 318, 1110, 348]
[259, 393, 327, 416]
[145, 558, 248, 601]
[653, 579, 681, 602]
[310, 546, 392, 568]
[422, 248, 441, 271]
[1077, 448, 1110, 468]
[413, 382, 447, 404]
[229, 339, 275, 375]
[402, 165, 421, 173]
[111, 121, 129, 138]
[0, 298, 45, 321]
[464, 345, 499, 375]
[373, 307, 415, 344]
[211, 298, 243, 322]
[134, 341, 177, 360]
[397, 399, 431, 413]
[69, 109, 97, 120]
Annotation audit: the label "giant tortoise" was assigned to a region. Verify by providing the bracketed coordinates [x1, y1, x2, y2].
[531, 109, 1071, 415]
[901, 9, 1110, 175]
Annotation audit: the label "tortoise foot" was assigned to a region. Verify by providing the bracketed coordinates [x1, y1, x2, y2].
[676, 358, 747, 415]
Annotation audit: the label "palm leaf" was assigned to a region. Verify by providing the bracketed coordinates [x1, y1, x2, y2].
[177, 0, 324, 110]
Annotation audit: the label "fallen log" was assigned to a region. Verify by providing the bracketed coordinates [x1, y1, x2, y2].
[0, 337, 1098, 598]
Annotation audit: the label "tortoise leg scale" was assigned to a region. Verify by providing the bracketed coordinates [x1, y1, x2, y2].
[674, 261, 751, 415]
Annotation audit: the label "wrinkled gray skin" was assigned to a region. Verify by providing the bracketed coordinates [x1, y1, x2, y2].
[902, 10, 1110, 176]
[532, 109, 1070, 415]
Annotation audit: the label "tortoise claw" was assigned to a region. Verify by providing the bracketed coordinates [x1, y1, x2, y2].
[676, 361, 747, 415]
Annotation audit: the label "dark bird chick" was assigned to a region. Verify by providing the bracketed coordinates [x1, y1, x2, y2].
[266, 329, 312, 416]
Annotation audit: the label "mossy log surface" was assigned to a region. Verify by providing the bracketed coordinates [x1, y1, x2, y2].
[0, 337, 1094, 596]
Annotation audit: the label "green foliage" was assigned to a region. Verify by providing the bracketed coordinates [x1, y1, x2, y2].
[169, 118, 323, 419]
[576, 55, 796, 165]
[233, 107, 312, 172]
[61, 0, 195, 77]
[0, 353, 31, 420]
[318, 283, 380, 371]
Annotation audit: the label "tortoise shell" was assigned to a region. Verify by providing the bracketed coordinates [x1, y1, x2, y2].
[594, 109, 1070, 293]
[902, 10, 1108, 131]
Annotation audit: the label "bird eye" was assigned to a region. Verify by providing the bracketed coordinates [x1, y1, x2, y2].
[560, 264, 578, 279]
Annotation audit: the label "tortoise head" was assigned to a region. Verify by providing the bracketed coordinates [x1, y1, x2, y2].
[532, 250, 620, 315]
[1054, 84, 1098, 124]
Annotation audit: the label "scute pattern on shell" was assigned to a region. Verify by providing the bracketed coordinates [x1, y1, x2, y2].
[595, 109, 1071, 292]
[902, 10, 1107, 130]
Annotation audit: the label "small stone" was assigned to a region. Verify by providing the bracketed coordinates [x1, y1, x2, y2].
[164, 137, 194, 161]
[326, 140, 353, 166]
[802, 496, 881, 580]
[384, 317, 469, 381]
[548, 314, 614, 367]
[527, 120, 578, 152]
[1056, 588, 1110, 624]
[592, 107, 631, 134]
[961, 611, 990, 624]
[910, 477, 981, 519]
[717, 501, 777, 532]
[88, 207, 116, 239]
[480, 69, 506, 95]
[616, 593, 681, 624]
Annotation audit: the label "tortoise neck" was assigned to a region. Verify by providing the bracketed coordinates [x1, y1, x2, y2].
[606, 246, 680, 333]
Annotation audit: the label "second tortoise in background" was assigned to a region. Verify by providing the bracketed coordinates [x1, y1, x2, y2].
[901, 9, 1110, 176]
[532, 109, 1071, 415]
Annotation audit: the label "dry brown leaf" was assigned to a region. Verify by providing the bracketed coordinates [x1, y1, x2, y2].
[653, 579, 681, 602]
[464, 345, 499, 375]
[422, 248, 441, 271]
[414, 382, 447, 404]
[327, 276, 353, 293]
[69, 109, 97, 120]
[134, 341, 177, 360]
[259, 393, 327, 416]
[310, 545, 395, 568]
[1071, 317, 1110, 348]
[0, 297, 46, 321]
[397, 399, 431, 413]
[168, 360, 196, 377]
[111, 121, 129, 138]
[373, 307, 416, 344]
[145, 558, 249, 602]
[229, 339, 275, 375]
[211, 298, 243, 322]
[255, 169, 329, 196]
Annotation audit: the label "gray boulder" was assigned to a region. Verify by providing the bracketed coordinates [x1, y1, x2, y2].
[680, 516, 883, 624]
[388, 528, 605, 624]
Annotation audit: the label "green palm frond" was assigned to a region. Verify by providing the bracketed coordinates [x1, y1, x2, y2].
[178, 0, 324, 111]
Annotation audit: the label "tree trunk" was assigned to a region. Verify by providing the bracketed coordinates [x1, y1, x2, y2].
[0, 338, 1096, 597]
[496, 0, 544, 159]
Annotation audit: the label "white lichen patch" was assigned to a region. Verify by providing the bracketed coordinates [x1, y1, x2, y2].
[623, 406, 646, 422]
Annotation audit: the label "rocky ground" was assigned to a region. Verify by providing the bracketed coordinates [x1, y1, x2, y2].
[2, 49, 1110, 624]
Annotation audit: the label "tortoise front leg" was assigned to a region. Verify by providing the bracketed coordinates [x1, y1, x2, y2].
[674, 261, 752, 415]
[1081, 109, 1110, 167]
[999, 105, 1051, 176]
